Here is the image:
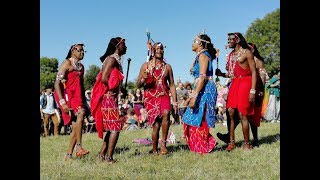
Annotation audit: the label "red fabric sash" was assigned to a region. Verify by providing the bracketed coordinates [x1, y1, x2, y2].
[90, 67, 124, 138]
[108, 67, 124, 90]
[90, 72, 107, 138]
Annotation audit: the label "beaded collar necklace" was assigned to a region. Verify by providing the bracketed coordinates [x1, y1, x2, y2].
[70, 57, 82, 71]
[103, 53, 123, 72]
[228, 47, 246, 78]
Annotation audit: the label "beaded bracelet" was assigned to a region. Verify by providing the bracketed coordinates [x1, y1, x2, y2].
[249, 89, 256, 94]
[59, 99, 66, 106]
[172, 101, 178, 106]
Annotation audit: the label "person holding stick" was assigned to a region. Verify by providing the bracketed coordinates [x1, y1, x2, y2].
[136, 42, 177, 155]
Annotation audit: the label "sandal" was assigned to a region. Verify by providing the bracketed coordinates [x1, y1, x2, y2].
[65, 153, 72, 161]
[160, 150, 169, 155]
[97, 153, 105, 161]
[160, 140, 169, 155]
[105, 157, 117, 164]
[148, 149, 159, 155]
[226, 140, 236, 151]
[75, 144, 89, 157]
[242, 142, 253, 150]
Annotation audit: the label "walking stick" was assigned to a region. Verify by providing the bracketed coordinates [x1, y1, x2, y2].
[124, 58, 131, 90]
[146, 29, 152, 62]
[215, 49, 220, 82]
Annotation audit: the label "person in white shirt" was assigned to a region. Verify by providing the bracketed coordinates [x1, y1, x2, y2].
[40, 84, 59, 137]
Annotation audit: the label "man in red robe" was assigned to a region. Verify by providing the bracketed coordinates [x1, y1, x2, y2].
[54, 43, 89, 160]
[136, 42, 178, 155]
[224, 32, 257, 151]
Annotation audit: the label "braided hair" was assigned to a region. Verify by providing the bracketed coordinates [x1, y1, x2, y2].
[198, 34, 217, 60]
[248, 42, 264, 62]
[99, 37, 123, 63]
[227, 32, 251, 50]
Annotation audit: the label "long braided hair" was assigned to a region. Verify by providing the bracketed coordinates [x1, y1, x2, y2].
[99, 37, 123, 63]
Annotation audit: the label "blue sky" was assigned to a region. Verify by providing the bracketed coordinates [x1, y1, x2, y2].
[40, 0, 280, 84]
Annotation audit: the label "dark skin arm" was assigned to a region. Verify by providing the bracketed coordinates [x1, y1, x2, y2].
[54, 59, 72, 113]
[239, 50, 256, 102]
[136, 62, 148, 88]
[166, 64, 178, 113]
[101, 57, 117, 86]
[255, 58, 267, 85]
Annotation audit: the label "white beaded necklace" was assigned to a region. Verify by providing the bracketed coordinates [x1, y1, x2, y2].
[228, 47, 246, 78]
[70, 57, 82, 71]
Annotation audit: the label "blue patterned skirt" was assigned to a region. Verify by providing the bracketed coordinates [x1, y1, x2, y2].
[182, 79, 217, 128]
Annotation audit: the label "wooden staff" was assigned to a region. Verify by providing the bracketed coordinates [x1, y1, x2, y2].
[124, 58, 131, 90]
[215, 49, 220, 82]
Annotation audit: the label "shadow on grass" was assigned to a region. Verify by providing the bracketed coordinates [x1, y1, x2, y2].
[216, 133, 280, 151]
[115, 146, 130, 154]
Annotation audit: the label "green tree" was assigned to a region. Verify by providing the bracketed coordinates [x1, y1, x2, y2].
[84, 65, 100, 90]
[245, 8, 280, 74]
[126, 80, 137, 91]
[40, 57, 59, 89]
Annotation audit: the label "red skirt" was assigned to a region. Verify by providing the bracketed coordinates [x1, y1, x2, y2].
[226, 76, 254, 115]
[101, 94, 123, 132]
[144, 95, 170, 126]
[183, 120, 217, 154]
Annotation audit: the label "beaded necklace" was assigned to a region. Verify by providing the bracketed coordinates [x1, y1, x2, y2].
[228, 47, 246, 78]
[70, 57, 82, 71]
[103, 53, 123, 73]
[146, 59, 167, 97]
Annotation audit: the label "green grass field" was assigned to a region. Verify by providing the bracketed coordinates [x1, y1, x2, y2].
[40, 122, 280, 179]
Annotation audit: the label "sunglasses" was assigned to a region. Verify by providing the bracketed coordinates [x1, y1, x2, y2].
[74, 48, 86, 53]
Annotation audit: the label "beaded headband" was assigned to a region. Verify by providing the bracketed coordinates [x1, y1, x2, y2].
[115, 38, 125, 47]
[195, 32, 212, 45]
[71, 43, 84, 51]
[152, 42, 166, 49]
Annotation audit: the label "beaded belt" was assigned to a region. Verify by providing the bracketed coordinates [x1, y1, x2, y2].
[104, 91, 116, 97]
[195, 76, 213, 83]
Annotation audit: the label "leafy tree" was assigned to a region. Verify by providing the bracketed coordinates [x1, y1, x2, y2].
[84, 65, 100, 90]
[245, 8, 280, 74]
[125, 80, 137, 91]
[40, 57, 59, 89]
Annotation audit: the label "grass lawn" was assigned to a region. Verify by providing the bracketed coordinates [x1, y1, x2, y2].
[40, 122, 280, 179]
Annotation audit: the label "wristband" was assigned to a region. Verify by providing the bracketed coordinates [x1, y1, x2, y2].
[59, 99, 66, 106]
[172, 101, 178, 106]
[250, 89, 256, 94]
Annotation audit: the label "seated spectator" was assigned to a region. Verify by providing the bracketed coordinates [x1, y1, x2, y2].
[122, 108, 140, 131]
[138, 108, 148, 128]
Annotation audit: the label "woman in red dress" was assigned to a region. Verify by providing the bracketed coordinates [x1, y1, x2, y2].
[54, 43, 89, 160]
[91, 37, 127, 164]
